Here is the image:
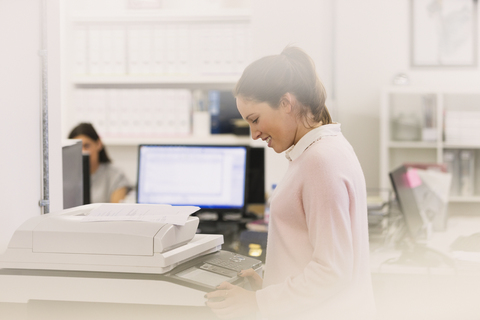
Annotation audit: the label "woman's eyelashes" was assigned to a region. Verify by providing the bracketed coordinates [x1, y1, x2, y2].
[252, 118, 258, 124]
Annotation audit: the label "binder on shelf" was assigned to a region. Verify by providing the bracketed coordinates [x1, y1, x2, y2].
[443, 149, 461, 196]
[73, 26, 88, 75]
[192, 90, 210, 137]
[222, 23, 235, 74]
[74, 20, 250, 78]
[112, 26, 127, 75]
[88, 27, 102, 75]
[445, 110, 480, 144]
[127, 25, 153, 75]
[166, 24, 178, 75]
[233, 22, 250, 74]
[72, 88, 192, 139]
[443, 149, 477, 197]
[100, 27, 113, 75]
[459, 150, 475, 197]
[209, 90, 221, 134]
[421, 95, 437, 141]
[210, 25, 223, 74]
[173, 89, 193, 136]
[139, 26, 154, 75]
[177, 24, 190, 75]
[152, 89, 168, 136]
[153, 25, 166, 75]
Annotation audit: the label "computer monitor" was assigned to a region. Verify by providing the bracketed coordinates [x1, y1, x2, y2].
[137, 145, 249, 214]
[247, 147, 265, 204]
[209, 90, 243, 134]
[62, 140, 84, 209]
[389, 165, 455, 267]
[389, 165, 426, 240]
[82, 153, 91, 205]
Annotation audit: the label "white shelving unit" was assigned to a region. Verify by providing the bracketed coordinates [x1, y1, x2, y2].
[61, 1, 265, 186]
[71, 8, 252, 23]
[380, 86, 480, 204]
[63, 0, 253, 142]
[73, 75, 241, 86]
[102, 134, 263, 147]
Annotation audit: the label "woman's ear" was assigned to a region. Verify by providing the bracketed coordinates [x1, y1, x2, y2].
[281, 93, 295, 113]
[96, 139, 104, 152]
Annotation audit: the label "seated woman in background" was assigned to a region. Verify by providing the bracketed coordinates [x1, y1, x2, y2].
[68, 122, 130, 203]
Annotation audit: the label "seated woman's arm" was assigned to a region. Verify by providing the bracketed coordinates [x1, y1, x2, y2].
[110, 186, 128, 203]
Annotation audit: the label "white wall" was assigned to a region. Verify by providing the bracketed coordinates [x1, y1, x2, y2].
[251, 0, 333, 98]
[336, 0, 480, 189]
[0, 0, 63, 252]
[250, 0, 334, 189]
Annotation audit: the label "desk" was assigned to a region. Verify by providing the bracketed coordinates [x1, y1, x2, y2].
[370, 215, 480, 320]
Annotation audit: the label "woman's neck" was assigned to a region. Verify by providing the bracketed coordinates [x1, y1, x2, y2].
[293, 121, 323, 145]
[90, 162, 100, 175]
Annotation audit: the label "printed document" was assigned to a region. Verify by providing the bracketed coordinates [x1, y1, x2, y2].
[83, 203, 200, 225]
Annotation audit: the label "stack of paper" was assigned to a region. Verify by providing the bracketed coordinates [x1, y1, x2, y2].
[83, 203, 200, 226]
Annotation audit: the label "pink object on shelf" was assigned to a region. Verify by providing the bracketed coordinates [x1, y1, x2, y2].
[403, 168, 422, 188]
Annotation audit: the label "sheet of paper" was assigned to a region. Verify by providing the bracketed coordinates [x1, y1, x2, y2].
[83, 204, 200, 225]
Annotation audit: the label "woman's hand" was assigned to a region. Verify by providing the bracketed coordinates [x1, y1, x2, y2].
[205, 282, 258, 319]
[238, 268, 263, 291]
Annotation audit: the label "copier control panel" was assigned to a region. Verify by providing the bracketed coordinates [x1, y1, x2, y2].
[167, 251, 262, 291]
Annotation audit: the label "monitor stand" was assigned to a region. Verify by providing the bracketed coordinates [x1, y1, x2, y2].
[395, 238, 455, 268]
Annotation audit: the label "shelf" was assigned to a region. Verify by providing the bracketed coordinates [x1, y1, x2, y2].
[383, 85, 480, 95]
[388, 141, 438, 149]
[449, 196, 480, 203]
[380, 87, 480, 196]
[73, 75, 241, 86]
[389, 142, 480, 149]
[72, 10, 252, 23]
[443, 143, 480, 149]
[102, 134, 265, 147]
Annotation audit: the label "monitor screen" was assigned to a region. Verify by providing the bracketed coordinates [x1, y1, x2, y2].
[137, 145, 248, 212]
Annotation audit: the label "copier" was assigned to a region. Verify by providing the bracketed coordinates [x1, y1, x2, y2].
[0, 204, 262, 293]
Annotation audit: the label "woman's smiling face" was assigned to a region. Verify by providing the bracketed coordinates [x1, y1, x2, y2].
[236, 96, 299, 153]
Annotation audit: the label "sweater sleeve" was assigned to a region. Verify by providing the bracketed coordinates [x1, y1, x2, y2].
[256, 151, 358, 317]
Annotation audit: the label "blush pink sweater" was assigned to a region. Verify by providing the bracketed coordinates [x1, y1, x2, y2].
[255, 124, 375, 320]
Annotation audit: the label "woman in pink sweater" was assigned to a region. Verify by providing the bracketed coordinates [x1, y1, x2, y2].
[206, 46, 376, 320]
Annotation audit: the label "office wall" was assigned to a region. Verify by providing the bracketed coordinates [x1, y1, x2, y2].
[335, 0, 480, 189]
[0, 0, 63, 252]
[250, 0, 334, 189]
[251, 0, 333, 101]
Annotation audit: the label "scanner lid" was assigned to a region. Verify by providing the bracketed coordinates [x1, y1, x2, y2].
[29, 205, 199, 256]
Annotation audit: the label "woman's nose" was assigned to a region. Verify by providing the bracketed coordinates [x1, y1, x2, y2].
[251, 129, 261, 140]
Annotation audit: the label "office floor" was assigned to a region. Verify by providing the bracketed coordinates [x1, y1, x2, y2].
[369, 214, 480, 320]
[372, 273, 480, 320]
[0, 301, 223, 320]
